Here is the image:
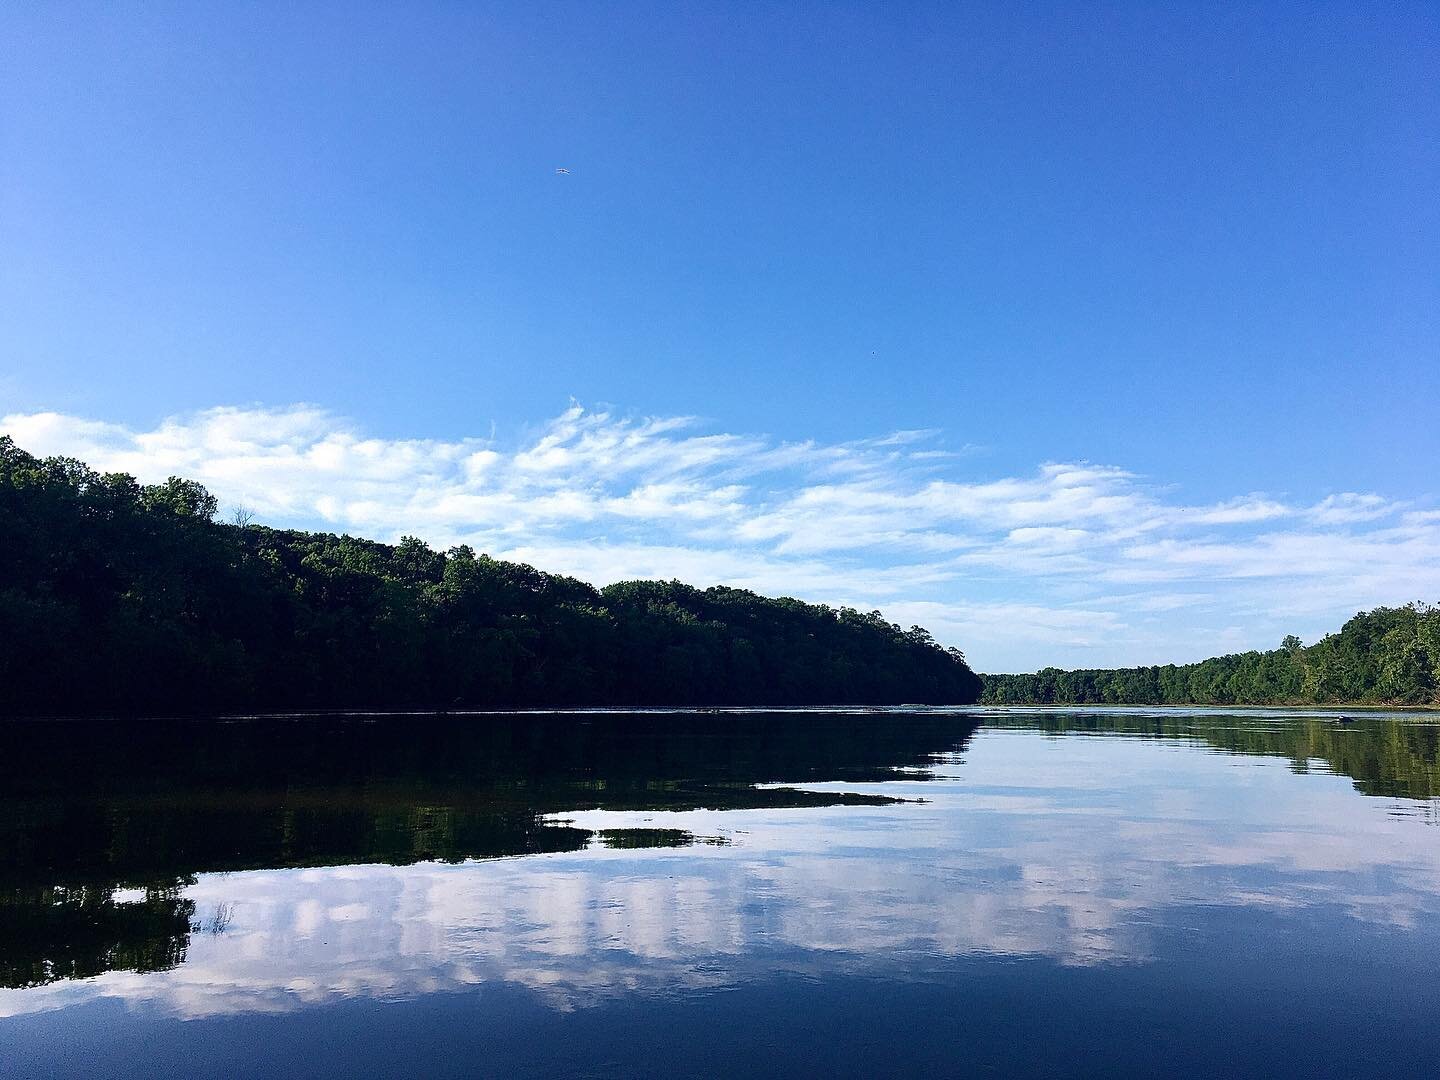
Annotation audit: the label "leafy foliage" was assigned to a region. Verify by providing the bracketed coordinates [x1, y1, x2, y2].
[0, 438, 981, 713]
[982, 603, 1440, 706]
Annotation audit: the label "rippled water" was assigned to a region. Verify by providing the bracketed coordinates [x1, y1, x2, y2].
[3, 709, 1438, 1077]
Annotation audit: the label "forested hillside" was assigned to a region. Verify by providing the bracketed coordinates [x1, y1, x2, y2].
[981, 604, 1440, 707]
[0, 437, 981, 714]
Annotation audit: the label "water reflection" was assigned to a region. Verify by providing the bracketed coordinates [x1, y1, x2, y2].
[2, 709, 1439, 1031]
[0, 881, 193, 990]
[983, 709, 1440, 800]
[0, 712, 975, 993]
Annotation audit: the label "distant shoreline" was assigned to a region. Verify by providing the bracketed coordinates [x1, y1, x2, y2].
[2, 701, 1437, 723]
[972, 701, 1440, 713]
[979, 603, 1439, 710]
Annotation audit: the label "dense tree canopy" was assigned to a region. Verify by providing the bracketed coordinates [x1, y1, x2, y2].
[981, 603, 1440, 707]
[0, 437, 981, 714]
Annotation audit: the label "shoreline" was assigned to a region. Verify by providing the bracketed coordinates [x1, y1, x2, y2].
[2, 701, 1437, 723]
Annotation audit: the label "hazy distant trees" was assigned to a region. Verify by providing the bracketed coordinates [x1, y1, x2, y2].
[981, 604, 1440, 707]
[0, 436, 982, 714]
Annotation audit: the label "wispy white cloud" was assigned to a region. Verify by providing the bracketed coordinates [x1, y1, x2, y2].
[1306, 492, 1402, 525]
[1181, 496, 1292, 526]
[3, 403, 1437, 672]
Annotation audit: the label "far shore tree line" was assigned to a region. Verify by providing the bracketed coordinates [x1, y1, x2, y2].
[0, 437, 982, 714]
[980, 603, 1440, 707]
[3, 435, 1433, 714]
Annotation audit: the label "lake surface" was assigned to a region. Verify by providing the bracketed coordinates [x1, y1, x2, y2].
[3, 708, 1439, 1078]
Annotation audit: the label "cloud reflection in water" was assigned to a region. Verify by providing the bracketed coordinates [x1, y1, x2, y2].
[5, 722, 1440, 1021]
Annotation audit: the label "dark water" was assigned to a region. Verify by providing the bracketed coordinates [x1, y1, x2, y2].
[2, 708, 1439, 1078]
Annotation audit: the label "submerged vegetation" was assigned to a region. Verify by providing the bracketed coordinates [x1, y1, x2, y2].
[982, 604, 1440, 707]
[0, 438, 981, 713]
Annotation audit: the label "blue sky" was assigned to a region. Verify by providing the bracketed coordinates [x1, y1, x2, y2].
[2, 4, 1437, 670]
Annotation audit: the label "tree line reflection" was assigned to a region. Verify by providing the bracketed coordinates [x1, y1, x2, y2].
[0, 711, 977, 988]
[2, 710, 1437, 990]
[984, 711, 1440, 800]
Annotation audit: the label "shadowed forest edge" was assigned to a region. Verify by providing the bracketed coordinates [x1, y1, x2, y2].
[0, 438, 980, 713]
[3, 437, 1435, 713]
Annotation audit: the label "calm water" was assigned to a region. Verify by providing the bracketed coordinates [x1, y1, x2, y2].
[3, 708, 1439, 1078]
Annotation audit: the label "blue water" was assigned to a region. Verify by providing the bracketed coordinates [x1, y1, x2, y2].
[2, 709, 1437, 1077]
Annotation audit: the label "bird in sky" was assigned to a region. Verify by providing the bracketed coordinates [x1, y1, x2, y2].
[554, 167, 571, 175]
